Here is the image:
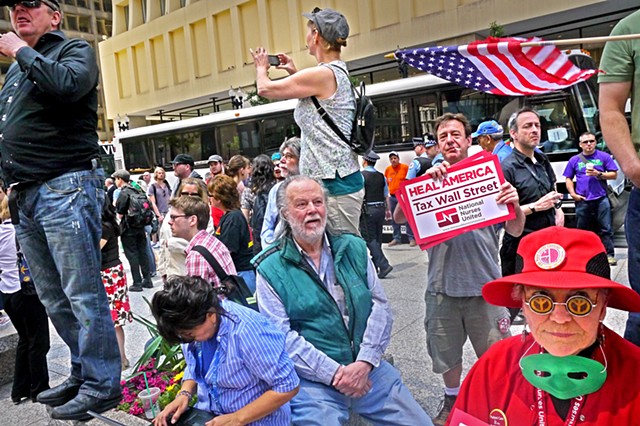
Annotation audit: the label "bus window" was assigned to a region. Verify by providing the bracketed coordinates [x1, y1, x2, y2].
[216, 121, 261, 158]
[575, 80, 598, 134]
[374, 97, 410, 150]
[441, 89, 512, 131]
[415, 93, 438, 138]
[121, 138, 153, 172]
[533, 98, 577, 154]
[262, 115, 300, 154]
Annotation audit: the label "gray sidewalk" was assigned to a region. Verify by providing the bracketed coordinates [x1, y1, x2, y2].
[0, 244, 631, 425]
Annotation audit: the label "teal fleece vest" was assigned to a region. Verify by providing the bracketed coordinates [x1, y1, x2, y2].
[254, 234, 373, 365]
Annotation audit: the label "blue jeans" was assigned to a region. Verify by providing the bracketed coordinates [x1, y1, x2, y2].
[290, 360, 432, 425]
[389, 195, 413, 242]
[145, 224, 157, 275]
[15, 168, 121, 398]
[625, 188, 640, 345]
[575, 196, 615, 256]
[238, 269, 256, 294]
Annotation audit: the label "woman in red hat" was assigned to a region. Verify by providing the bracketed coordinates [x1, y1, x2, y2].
[447, 226, 640, 426]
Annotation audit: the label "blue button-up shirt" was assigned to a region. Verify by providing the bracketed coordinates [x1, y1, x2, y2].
[182, 300, 299, 425]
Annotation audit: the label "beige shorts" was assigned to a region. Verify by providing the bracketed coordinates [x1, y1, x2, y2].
[425, 292, 510, 374]
[326, 188, 365, 236]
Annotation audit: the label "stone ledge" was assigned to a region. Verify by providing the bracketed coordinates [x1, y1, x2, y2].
[45, 406, 150, 425]
[0, 324, 18, 386]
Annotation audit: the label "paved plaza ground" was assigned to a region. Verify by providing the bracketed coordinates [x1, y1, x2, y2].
[0, 241, 631, 425]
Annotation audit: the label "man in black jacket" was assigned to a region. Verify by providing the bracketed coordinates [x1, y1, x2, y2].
[360, 151, 393, 278]
[0, 0, 121, 420]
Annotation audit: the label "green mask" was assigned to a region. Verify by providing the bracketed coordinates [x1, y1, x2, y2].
[520, 353, 606, 400]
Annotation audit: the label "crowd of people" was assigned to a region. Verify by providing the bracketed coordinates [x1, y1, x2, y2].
[1, 2, 640, 425]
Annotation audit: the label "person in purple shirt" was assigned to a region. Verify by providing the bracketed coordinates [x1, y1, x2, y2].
[563, 132, 619, 264]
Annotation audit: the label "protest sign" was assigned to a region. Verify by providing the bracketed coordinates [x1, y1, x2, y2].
[397, 152, 514, 248]
[448, 408, 492, 426]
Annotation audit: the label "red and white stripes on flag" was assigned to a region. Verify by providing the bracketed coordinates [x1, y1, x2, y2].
[395, 37, 599, 96]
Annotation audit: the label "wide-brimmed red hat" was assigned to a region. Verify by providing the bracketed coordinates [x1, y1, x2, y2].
[483, 226, 640, 312]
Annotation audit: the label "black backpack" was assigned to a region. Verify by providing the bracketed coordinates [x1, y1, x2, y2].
[191, 245, 258, 311]
[312, 65, 375, 155]
[124, 186, 154, 228]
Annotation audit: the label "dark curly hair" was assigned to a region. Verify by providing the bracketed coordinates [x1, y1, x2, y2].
[151, 275, 226, 345]
[250, 154, 276, 195]
[208, 175, 241, 210]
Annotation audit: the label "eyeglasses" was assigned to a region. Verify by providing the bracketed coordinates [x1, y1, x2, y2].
[169, 214, 190, 221]
[525, 293, 598, 317]
[282, 153, 297, 160]
[580, 139, 596, 144]
[10, 0, 58, 11]
[180, 192, 200, 196]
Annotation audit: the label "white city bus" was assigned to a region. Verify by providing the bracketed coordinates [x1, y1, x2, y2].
[114, 50, 613, 228]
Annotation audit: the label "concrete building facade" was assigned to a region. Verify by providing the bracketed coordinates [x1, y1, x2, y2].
[98, 0, 637, 128]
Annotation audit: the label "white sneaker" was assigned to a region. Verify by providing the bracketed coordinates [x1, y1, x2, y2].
[0, 315, 11, 328]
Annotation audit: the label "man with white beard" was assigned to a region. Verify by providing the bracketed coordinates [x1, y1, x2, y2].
[253, 175, 431, 425]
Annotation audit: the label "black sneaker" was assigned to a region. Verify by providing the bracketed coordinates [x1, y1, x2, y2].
[433, 394, 457, 426]
[142, 280, 154, 288]
[129, 284, 143, 292]
[378, 265, 393, 279]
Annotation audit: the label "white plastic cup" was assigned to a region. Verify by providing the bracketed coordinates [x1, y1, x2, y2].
[586, 163, 594, 170]
[138, 387, 161, 419]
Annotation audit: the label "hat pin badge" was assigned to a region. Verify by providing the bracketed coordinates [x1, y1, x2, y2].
[534, 243, 566, 270]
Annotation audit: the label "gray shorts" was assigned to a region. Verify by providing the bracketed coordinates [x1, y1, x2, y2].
[424, 292, 510, 374]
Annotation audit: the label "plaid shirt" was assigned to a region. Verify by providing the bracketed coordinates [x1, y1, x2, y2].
[185, 230, 236, 287]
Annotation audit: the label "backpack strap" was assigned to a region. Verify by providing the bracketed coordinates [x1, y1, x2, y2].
[311, 96, 350, 144]
[192, 245, 229, 281]
[311, 62, 355, 145]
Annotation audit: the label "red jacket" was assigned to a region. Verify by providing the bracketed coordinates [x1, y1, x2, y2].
[448, 327, 640, 425]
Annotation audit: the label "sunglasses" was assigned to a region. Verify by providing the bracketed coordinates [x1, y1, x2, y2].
[10, 0, 58, 11]
[525, 293, 598, 317]
[180, 191, 200, 196]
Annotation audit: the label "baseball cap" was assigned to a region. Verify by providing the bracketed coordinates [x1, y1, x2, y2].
[472, 120, 504, 138]
[207, 154, 223, 164]
[111, 169, 130, 182]
[482, 227, 640, 312]
[363, 151, 380, 163]
[172, 154, 195, 167]
[0, 0, 60, 10]
[424, 133, 437, 147]
[302, 7, 349, 46]
[389, 151, 400, 158]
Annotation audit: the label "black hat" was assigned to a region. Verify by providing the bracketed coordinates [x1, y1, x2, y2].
[0, 0, 60, 10]
[363, 151, 380, 163]
[412, 137, 425, 147]
[172, 154, 195, 167]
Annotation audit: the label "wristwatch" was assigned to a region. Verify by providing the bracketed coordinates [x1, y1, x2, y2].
[528, 203, 536, 213]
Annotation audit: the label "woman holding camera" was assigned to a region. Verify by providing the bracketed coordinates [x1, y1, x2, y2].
[252, 7, 363, 236]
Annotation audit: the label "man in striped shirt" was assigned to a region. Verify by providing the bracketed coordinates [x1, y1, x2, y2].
[168, 196, 236, 286]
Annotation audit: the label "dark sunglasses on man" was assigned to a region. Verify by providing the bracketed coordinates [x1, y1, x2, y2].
[0, 0, 60, 11]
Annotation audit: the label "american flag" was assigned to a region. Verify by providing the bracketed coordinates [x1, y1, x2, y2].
[395, 37, 599, 96]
